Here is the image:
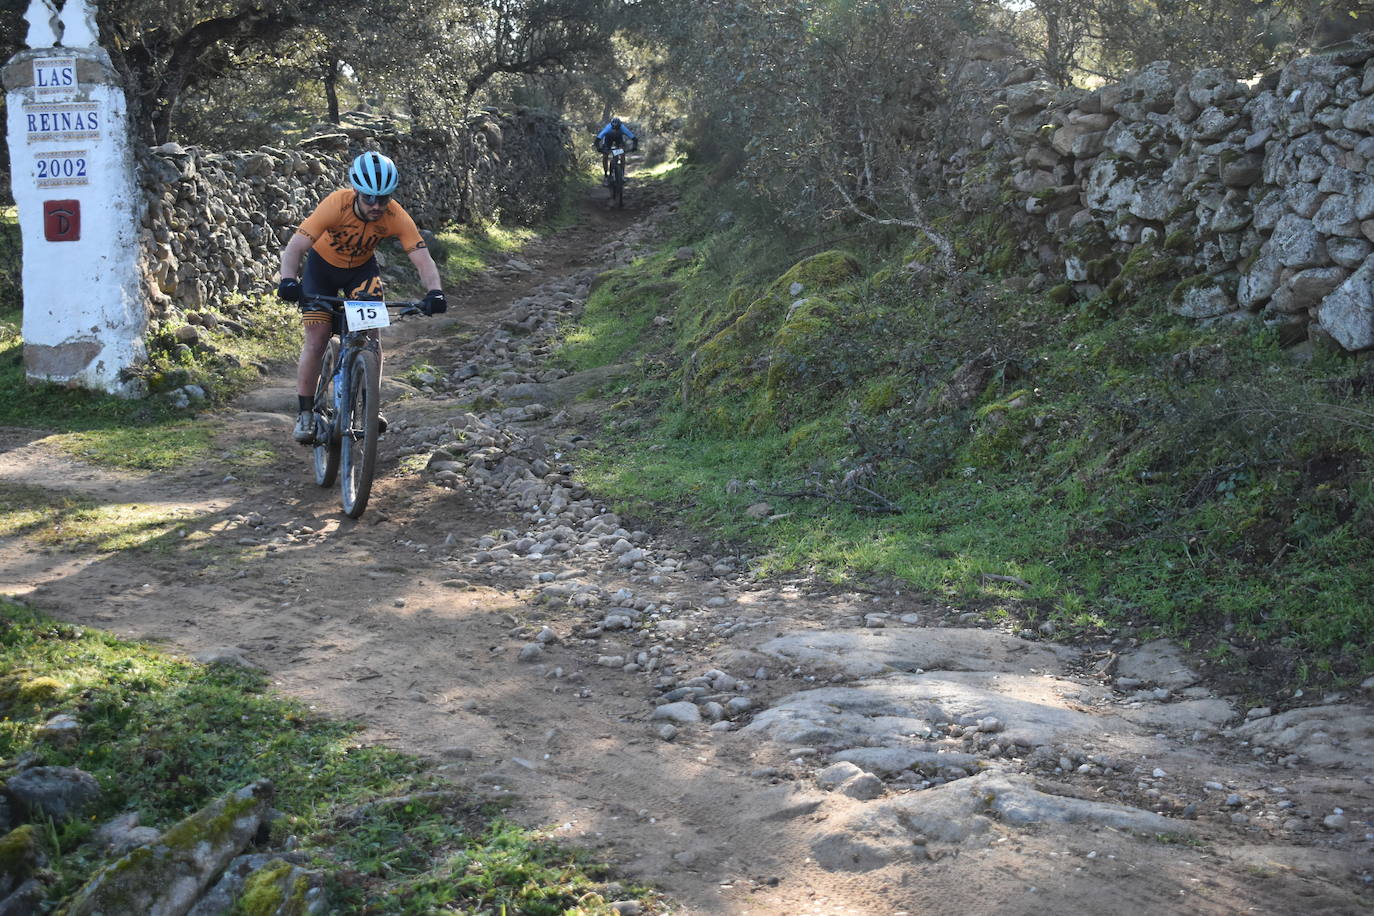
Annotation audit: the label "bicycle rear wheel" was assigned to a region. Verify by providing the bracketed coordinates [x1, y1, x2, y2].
[339, 349, 380, 519]
[312, 338, 341, 487]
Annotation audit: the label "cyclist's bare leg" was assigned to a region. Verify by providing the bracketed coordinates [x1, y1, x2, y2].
[297, 320, 333, 397]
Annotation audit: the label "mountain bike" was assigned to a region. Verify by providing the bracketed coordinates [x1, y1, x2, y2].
[303, 295, 425, 519]
[607, 146, 627, 208]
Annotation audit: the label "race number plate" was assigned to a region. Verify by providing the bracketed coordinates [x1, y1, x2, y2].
[344, 301, 390, 331]
[611, 148, 625, 156]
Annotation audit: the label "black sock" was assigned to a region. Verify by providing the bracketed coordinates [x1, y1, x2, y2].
[298, 395, 312, 412]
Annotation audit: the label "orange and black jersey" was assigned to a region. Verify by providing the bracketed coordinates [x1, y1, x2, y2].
[295, 189, 426, 269]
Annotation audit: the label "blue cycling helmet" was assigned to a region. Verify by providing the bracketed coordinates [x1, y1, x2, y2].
[349, 151, 399, 196]
[610, 117, 621, 127]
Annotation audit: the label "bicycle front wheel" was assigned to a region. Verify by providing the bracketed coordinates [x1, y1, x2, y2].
[312, 338, 341, 487]
[339, 349, 380, 519]
[613, 159, 625, 208]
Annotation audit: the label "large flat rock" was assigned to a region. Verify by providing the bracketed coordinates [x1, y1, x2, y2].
[1115, 640, 1202, 688]
[755, 628, 1075, 678]
[1116, 697, 1236, 733]
[743, 671, 1122, 750]
[1225, 703, 1374, 769]
[809, 771, 1190, 873]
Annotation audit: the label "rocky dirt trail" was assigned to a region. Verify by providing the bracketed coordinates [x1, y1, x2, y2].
[2, 180, 1372, 915]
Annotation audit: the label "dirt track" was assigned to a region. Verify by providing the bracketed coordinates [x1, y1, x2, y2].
[2, 184, 1372, 915]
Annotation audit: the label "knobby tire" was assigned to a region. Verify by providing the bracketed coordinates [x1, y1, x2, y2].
[612, 158, 625, 208]
[339, 349, 380, 519]
[311, 338, 341, 487]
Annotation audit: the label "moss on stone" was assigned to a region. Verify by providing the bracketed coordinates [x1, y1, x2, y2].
[1061, 222, 1111, 258]
[156, 782, 265, 853]
[17, 676, 65, 706]
[860, 378, 901, 414]
[58, 781, 273, 916]
[1107, 243, 1180, 303]
[770, 250, 862, 295]
[1086, 256, 1121, 285]
[765, 297, 845, 421]
[1167, 200, 1196, 221]
[0, 825, 40, 880]
[1169, 273, 1213, 304]
[974, 389, 1032, 421]
[967, 389, 1038, 467]
[684, 294, 782, 408]
[1163, 229, 1192, 251]
[725, 285, 753, 312]
[238, 860, 295, 915]
[1047, 283, 1075, 304]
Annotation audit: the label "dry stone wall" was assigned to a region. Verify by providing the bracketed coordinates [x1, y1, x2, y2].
[137, 108, 571, 318]
[947, 36, 1374, 352]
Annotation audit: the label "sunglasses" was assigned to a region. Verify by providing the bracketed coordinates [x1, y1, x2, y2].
[359, 193, 391, 206]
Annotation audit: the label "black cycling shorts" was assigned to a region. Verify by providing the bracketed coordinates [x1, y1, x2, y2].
[299, 251, 382, 323]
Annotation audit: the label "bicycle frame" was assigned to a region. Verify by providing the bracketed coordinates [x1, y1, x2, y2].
[608, 149, 627, 207]
[307, 300, 383, 444]
[329, 324, 380, 443]
[302, 295, 422, 517]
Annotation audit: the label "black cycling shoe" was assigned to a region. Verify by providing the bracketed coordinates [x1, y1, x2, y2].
[377, 414, 388, 435]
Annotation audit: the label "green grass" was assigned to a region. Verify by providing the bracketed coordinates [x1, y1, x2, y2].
[429, 224, 536, 284]
[560, 167, 1374, 690]
[0, 599, 654, 913]
[557, 252, 683, 372]
[637, 156, 687, 180]
[222, 437, 281, 470]
[0, 483, 202, 552]
[0, 292, 296, 470]
[0, 310, 177, 432]
[52, 424, 216, 470]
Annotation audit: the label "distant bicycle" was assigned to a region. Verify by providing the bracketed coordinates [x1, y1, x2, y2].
[607, 145, 628, 208]
[301, 294, 427, 518]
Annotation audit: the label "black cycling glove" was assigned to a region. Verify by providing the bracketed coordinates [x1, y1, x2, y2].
[422, 289, 447, 316]
[277, 277, 301, 302]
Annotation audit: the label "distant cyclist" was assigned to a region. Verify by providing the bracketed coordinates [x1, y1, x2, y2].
[595, 117, 638, 185]
[277, 151, 447, 443]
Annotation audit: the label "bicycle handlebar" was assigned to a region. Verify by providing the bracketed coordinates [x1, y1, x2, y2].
[302, 294, 425, 316]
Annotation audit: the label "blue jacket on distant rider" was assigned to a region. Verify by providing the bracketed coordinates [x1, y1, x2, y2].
[596, 118, 637, 149]
[596, 117, 638, 184]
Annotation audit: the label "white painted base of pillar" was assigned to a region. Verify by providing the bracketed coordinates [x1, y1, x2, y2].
[5, 47, 148, 397]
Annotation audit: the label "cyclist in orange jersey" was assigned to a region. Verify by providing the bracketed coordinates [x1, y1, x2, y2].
[277, 151, 446, 442]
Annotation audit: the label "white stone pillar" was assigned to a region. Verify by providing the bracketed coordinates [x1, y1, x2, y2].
[3, 1, 147, 397]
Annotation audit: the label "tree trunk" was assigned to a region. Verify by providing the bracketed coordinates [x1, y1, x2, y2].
[324, 57, 340, 124]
